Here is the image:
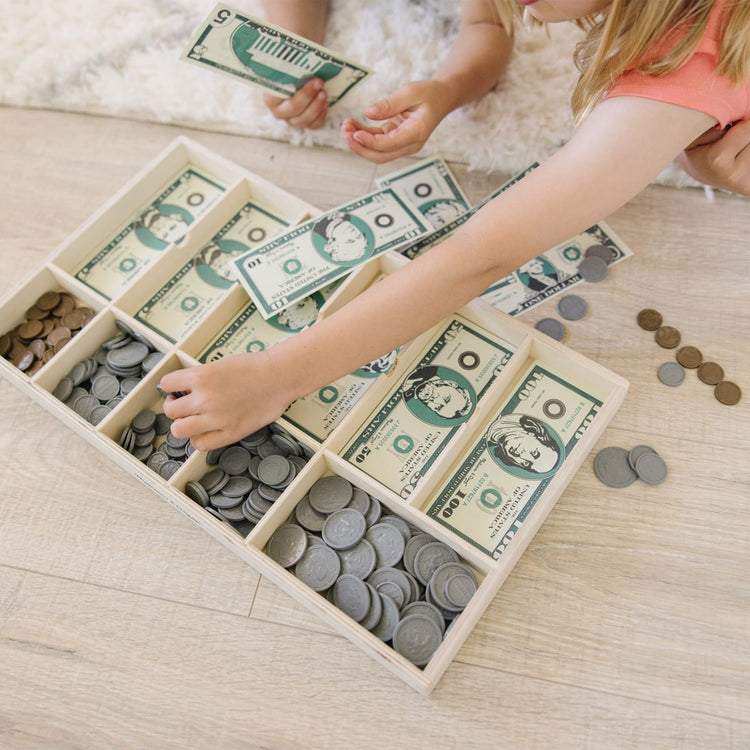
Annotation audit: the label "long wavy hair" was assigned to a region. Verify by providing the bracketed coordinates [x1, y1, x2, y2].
[492, 0, 750, 122]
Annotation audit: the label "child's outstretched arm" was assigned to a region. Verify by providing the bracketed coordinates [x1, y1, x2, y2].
[160, 96, 715, 450]
[261, 1, 330, 130]
[677, 120, 750, 196]
[340, 0, 513, 163]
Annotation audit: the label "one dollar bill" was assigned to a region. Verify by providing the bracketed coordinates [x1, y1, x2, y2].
[181, 4, 371, 107]
[427, 363, 602, 558]
[233, 187, 430, 319]
[341, 316, 515, 498]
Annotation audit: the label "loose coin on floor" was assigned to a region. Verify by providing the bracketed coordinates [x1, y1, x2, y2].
[655, 326, 681, 349]
[557, 294, 588, 321]
[593, 446, 637, 488]
[714, 381, 742, 405]
[657, 361, 686, 387]
[578, 256, 608, 282]
[535, 317, 566, 341]
[634, 451, 668, 485]
[636, 308, 663, 331]
[627, 445, 657, 471]
[676, 345, 703, 369]
[697, 361, 724, 385]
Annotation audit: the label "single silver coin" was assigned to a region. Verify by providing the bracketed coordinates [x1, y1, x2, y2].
[199, 467, 229, 494]
[363, 495, 382, 526]
[368, 567, 412, 607]
[321, 508, 367, 550]
[593, 446, 637, 488]
[295, 544, 341, 591]
[89, 404, 112, 426]
[154, 412, 173, 436]
[413, 542, 459, 586]
[332, 574, 371, 623]
[90, 373, 120, 401]
[578, 255, 609, 282]
[346, 487, 371, 515]
[374, 581, 404, 609]
[627, 444, 657, 471]
[427, 562, 477, 613]
[359, 583, 383, 631]
[267, 523, 308, 568]
[392, 613, 443, 668]
[308, 475, 353, 514]
[131, 409, 157, 434]
[209, 491, 243, 510]
[257, 454, 292, 487]
[216, 504, 247, 523]
[584, 244, 616, 265]
[218, 445, 251, 475]
[400, 601, 446, 635]
[557, 294, 588, 321]
[379, 515, 412, 545]
[294, 494, 328, 532]
[221, 475, 254, 498]
[365, 522, 406, 568]
[337, 538, 377, 579]
[635, 451, 668, 485]
[158, 460, 182, 480]
[657, 361, 686, 387]
[403, 533, 436, 577]
[185, 480, 210, 507]
[369, 591, 401, 642]
[535, 317, 566, 341]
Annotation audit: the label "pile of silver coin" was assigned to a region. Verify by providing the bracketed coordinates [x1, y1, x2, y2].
[119, 407, 191, 479]
[594, 444, 668, 487]
[52, 322, 165, 425]
[266, 475, 479, 668]
[184, 424, 312, 535]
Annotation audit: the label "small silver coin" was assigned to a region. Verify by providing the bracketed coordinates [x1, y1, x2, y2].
[657, 361, 686, 387]
[53, 376, 74, 402]
[413, 542, 459, 587]
[365, 522, 406, 568]
[403, 533, 436, 577]
[392, 614, 443, 668]
[584, 244, 616, 265]
[557, 294, 588, 321]
[369, 591, 401, 642]
[400, 601, 446, 635]
[308, 475, 353, 514]
[368, 567, 412, 607]
[578, 255, 609, 282]
[634, 451, 668, 485]
[535, 317, 566, 341]
[321, 508, 367, 550]
[332, 574, 371, 623]
[131, 409, 157, 434]
[295, 544, 341, 591]
[627, 444, 657, 471]
[337, 538, 377, 580]
[593, 446, 637, 488]
[266, 523, 308, 568]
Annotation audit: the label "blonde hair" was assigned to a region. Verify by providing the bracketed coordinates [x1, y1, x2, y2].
[494, 0, 750, 122]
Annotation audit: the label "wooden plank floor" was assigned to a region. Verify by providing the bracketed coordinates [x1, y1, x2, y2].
[0, 107, 748, 749]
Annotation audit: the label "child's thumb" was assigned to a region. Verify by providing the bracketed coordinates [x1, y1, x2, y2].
[364, 89, 410, 120]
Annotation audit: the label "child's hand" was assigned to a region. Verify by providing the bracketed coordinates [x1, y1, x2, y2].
[262, 77, 329, 130]
[159, 352, 296, 451]
[677, 120, 750, 196]
[341, 81, 449, 163]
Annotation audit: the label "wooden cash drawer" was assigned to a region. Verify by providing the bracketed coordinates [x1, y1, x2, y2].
[0, 137, 628, 694]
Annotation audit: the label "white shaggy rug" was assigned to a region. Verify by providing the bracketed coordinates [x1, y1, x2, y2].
[1, 0, 694, 185]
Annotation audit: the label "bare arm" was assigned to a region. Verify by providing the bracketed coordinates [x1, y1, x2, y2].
[342, 0, 513, 162]
[162, 97, 715, 449]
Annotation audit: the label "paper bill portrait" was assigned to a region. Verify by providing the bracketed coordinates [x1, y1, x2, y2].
[311, 211, 375, 266]
[268, 291, 325, 332]
[194, 239, 248, 289]
[516, 256, 561, 293]
[134, 204, 193, 249]
[420, 199, 467, 228]
[485, 413, 565, 480]
[353, 349, 398, 379]
[401, 365, 476, 426]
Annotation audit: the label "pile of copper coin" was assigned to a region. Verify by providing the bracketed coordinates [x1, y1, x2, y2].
[636, 308, 741, 405]
[0, 290, 96, 376]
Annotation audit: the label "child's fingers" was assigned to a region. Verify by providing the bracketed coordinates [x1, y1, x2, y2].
[263, 79, 327, 127]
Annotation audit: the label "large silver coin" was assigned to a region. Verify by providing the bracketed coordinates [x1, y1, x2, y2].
[322, 508, 367, 550]
[413, 542, 459, 586]
[365, 523, 406, 568]
[534, 317, 566, 341]
[593, 446, 637, 488]
[635, 451, 668, 485]
[392, 613, 443, 667]
[266, 524, 308, 569]
[557, 294, 588, 321]
[400, 601, 446, 635]
[337, 538, 377, 579]
[332, 574, 371, 623]
[369, 592, 401, 642]
[295, 544, 341, 591]
[308, 475, 353, 514]
[294, 494, 328, 532]
[657, 361, 685, 387]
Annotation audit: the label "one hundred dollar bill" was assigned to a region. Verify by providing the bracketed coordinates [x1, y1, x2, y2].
[75, 167, 226, 300]
[427, 363, 602, 558]
[199, 282, 341, 363]
[233, 187, 430, 319]
[181, 4, 371, 107]
[377, 157, 470, 229]
[134, 201, 292, 343]
[341, 316, 516, 498]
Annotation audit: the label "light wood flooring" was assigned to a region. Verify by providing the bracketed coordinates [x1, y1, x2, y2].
[0, 107, 748, 749]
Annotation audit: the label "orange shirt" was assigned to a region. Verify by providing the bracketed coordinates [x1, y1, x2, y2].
[605, 0, 749, 128]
